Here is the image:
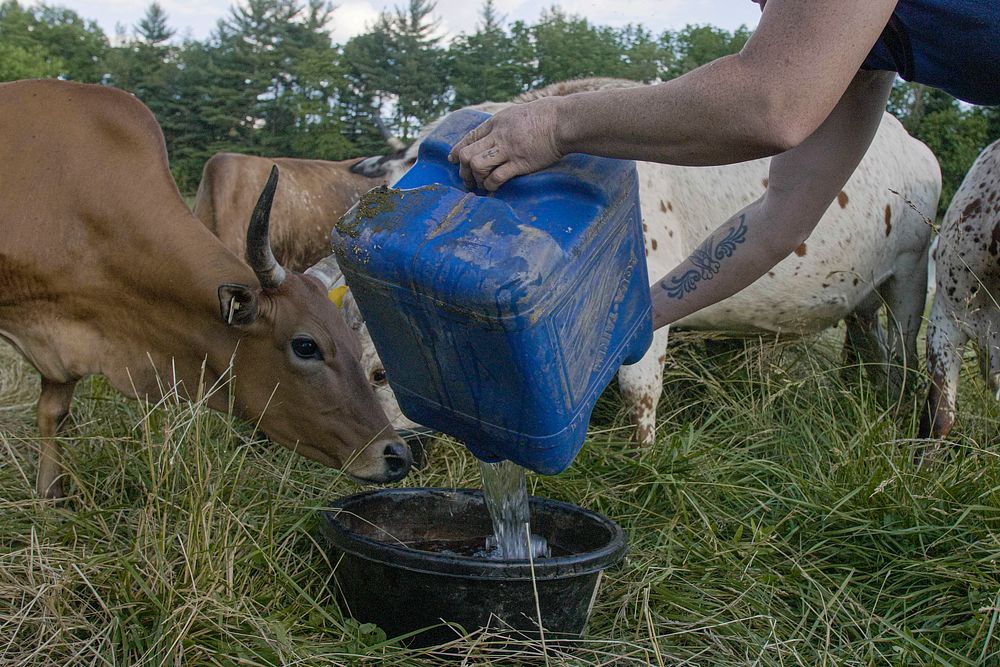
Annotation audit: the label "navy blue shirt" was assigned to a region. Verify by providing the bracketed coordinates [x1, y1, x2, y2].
[862, 0, 1000, 105]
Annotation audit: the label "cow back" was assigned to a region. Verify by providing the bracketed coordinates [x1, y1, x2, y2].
[194, 153, 386, 272]
[642, 112, 940, 334]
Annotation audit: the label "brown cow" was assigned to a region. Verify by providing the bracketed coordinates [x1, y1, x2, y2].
[0, 79, 411, 499]
[193, 153, 387, 271]
[192, 151, 428, 438]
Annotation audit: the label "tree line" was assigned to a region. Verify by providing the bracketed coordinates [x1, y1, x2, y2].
[1, 0, 996, 207]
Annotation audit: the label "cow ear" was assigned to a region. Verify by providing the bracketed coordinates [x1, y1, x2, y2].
[218, 284, 259, 326]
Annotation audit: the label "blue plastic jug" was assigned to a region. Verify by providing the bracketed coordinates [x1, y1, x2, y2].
[332, 108, 652, 474]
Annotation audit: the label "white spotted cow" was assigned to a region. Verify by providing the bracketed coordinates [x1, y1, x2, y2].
[627, 116, 939, 443]
[351, 78, 942, 445]
[922, 138, 1000, 440]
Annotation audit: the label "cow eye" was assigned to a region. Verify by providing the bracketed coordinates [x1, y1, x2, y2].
[371, 368, 388, 386]
[291, 336, 323, 360]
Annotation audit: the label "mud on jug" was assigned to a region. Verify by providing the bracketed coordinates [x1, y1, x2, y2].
[331, 108, 652, 474]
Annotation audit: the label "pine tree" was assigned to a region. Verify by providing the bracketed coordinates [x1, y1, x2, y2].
[447, 0, 524, 105]
[615, 24, 665, 82]
[105, 3, 179, 114]
[667, 24, 749, 78]
[530, 8, 625, 85]
[390, 0, 448, 137]
[137, 2, 174, 44]
[341, 0, 448, 142]
[161, 39, 258, 191]
[209, 0, 343, 156]
[339, 18, 397, 154]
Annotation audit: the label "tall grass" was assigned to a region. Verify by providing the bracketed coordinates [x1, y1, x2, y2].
[1, 331, 999, 666]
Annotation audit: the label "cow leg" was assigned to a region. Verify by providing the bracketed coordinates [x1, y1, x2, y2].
[842, 292, 888, 385]
[976, 326, 1000, 401]
[881, 248, 930, 397]
[36, 379, 77, 500]
[918, 302, 967, 445]
[618, 326, 670, 446]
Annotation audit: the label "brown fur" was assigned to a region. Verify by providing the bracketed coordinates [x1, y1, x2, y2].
[194, 153, 386, 272]
[0, 80, 407, 498]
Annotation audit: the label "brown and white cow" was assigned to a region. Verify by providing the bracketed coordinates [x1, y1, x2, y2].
[349, 78, 941, 445]
[921, 138, 1000, 441]
[192, 151, 425, 436]
[193, 153, 388, 272]
[0, 79, 411, 499]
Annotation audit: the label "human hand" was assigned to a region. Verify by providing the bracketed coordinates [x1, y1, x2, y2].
[448, 97, 564, 191]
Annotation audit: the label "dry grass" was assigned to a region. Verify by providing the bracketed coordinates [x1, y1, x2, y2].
[1, 331, 999, 665]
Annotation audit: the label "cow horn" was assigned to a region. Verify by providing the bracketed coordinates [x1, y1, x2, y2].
[373, 114, 406, 152]
[305, 254, 345, 291]
[246, 165, 286, 289]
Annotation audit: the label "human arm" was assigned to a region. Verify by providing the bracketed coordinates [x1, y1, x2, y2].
[449, 0, 897, 191]
[649, 69, 895, 330]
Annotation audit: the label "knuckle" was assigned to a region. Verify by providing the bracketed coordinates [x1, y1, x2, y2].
[460, 145, 476, 162]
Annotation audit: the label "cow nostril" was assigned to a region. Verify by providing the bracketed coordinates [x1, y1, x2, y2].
[383, 441, 412, 479]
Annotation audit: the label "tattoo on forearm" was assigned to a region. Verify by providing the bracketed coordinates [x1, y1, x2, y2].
[661, 214, 749, 299]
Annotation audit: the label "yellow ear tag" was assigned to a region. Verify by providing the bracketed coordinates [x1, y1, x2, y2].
[328, 285, 349, 308]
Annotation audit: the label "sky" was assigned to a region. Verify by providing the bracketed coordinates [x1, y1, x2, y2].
[33, 0, 762, 45]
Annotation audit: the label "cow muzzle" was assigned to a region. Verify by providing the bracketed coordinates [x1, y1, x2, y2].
[348, 438, 412, 484]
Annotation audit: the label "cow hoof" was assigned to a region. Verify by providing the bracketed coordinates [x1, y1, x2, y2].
[632, 428, 656, 448]
[36, 477, 66, 502]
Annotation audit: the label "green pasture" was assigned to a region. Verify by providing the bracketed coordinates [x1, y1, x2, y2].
[2, 328, 999, 666]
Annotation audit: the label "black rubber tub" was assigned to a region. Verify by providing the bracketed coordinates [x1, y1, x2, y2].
[320, 488, 626, 647]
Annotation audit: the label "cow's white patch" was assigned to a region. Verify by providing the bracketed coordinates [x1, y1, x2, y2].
[358, 81, 941, 445]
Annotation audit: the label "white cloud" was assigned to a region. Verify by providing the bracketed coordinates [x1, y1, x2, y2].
[329, 1, 382, 43]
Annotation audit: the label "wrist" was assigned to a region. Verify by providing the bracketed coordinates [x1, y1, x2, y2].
[550, 95, 579, 156]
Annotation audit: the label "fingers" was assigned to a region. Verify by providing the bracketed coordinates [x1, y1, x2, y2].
[450, 118, 504, 189]
[483, 162, 519, 192]
[456, 138, 489, 188]
[449, 106, 553, 191]
[457, 140, 505, 190]
[448, 119, 492, 164]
